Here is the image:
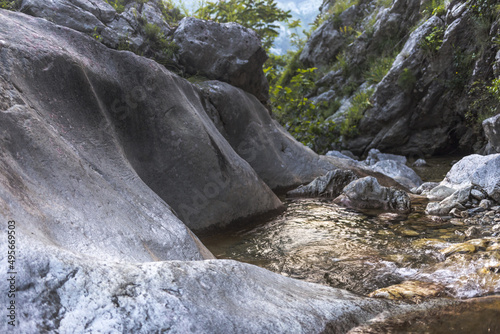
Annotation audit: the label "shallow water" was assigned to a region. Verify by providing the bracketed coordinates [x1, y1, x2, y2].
[201, 157, 500, 301]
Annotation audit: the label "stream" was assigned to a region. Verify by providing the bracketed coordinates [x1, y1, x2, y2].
[200, 157, 500, 330]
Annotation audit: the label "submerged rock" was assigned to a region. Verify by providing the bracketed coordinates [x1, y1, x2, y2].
[334, 176, 411, 213]
[368, 281, 446, 302]
[287, 170, 358, 198]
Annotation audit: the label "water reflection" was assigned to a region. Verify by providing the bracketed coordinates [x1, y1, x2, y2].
[201, 198, 500, 299]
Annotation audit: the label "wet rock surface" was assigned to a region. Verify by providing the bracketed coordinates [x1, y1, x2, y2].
[287, 169, 358, 198]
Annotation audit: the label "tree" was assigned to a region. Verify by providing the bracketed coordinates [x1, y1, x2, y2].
[195, 0, 293, 50]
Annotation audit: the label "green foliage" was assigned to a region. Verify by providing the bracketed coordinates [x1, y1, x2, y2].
[376, 0, 393, 7]
[105, 0, 128, 13]
[364, 56, 394, 85]
[195, 0, 292, 50]
[340, 89, 374, 138]
[466, 79, 500, 127]
[331, 0, 359, 16]
[446, 48, 477, 90]
[157, 0, 185, 25]
[142, 22, 179, 64]
[270, 68, 339, 153]
[421, 0, 446, 18]
[0, 0, 18, 10]
[419, 26, 444, 57]
[469, 0, 498, 19]
[398, 68, 416, 91]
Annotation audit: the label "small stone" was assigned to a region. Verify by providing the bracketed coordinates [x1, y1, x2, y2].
[492, 224, 500, 233]
[412, 238, 445, 249]
[487, 211, 496, 217]
[486, 243, 500, 251]
[450, 219, 465, 226]
[440, 243, 477, 257]
[480, 199, 493, 210]
[450, 208, 462, 218]
[467, 238, 489, 250]
[492, 206, 500, 212]
[464, 226, 480, 237]
[377, 230, 395, 236]
[412, 159, 428, 167]
[461, 211, 470, 218]
[471, 189, 486, 201]
[401, 229, 420, 237]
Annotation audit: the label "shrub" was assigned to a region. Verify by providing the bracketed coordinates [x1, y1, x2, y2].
[398, 68, 416, 91]
[340, 89, 373, 137]
[419, 26, 444, 57]
[364, 56, 394, 85]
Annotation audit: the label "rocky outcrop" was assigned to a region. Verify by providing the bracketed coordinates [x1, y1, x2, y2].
[286, 169, 358, 198]
[174, 18, 270, 105]
[198, 81, 336, 190]
[0, 8, 399, 333]
[334, 176, 411, 213]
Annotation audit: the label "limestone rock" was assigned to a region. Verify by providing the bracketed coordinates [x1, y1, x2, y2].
[198, 81, 336, 190]
[334, 176, 411, 213]
[287, 170, 358, 198]
[483, 113, 500, 154]
[425, 186, 472, 216]
[370, 160, 423, 189]
[174, 17, 269, 104]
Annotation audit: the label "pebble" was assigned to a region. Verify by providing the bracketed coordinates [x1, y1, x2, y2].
[480, 200, 493, 210]
[440, 243, 477, 257]
[461, 211, 470, 218]
[401, 229, 420, 237]
[471, 189, 486, 201]
[464, 226, 481, 237]
[450, 208, 462, 218]
[450, 219, 465, 226]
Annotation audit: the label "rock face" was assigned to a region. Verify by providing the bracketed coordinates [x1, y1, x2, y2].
[334, 176, 411, 213]
[483, 114, 500, 154]
[174, 17, 270, 104]
[287, 169, 358, 198]
[0, 9, 398, 333]
[302, 0, 498, 156]
[198, 81, 336, 190]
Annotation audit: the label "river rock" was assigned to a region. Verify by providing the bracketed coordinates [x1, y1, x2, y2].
[413, 182, 439, 195]
[412, 158, 428, 167]
[365, 148, 407, 166]
[370, 160, 423, 189]
[198, 81, 336, 190]
[368, 281, 446, 301]
[287, 170, 358, 198]
[441, 154, 500, 202]
[425, 186, 472, 216]
[326, 150, 356, 160]
[174, 17, 269, 104]
[334, 176, 411, 213]
[483, 113, 500, 154]
[427, 184, 457, 201]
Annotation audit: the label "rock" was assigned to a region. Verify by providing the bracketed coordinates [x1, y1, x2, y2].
[425, 186, 472, 216]
[174, 17, 269, 104]
[412, 158, 428, 167]
[198, 81, 336, 190]
[450, 208, 463, 218]
[299, 19, 345, 67]
[471, 189, 487, 201]
[427, 184, 457, 201]
[326, 150, 356, 160]
[365, 148, 407, 166]
[400, 229, 420, 237]
[368, 281, 446, 301]
[482, 114, 500, 153]
[441, 154, 500, 202]
[413, 182, 439, 195]
[493, 224, 500, 233]
[7, 237, 393, 333]
[464, 226, 481, 238]
[333, 176, 411, 213]
[370, 160, 423, 189]
[480, 199, 493, 210]
[287, 170, 358, 198]
[341, 150, 359, 160]
[0, 10, 283, 232]
[440, 243, 478, 257]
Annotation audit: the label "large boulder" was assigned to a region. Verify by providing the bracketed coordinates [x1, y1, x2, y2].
[174, 17, 269, 104]
[0, 9, 398, 333]
[0, 9, 281, 233]
[440, 154, 500, 202]
[483, 114, 500, 154]
[3, 236, 393, 333]
[198, 81, 336, 190]
[334, 176, 411, 213]
[370, 160, 423, 189]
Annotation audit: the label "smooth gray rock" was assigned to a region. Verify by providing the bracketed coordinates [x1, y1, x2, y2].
[413, 182, 440, 195]
[287, 169, 358, 198]
[174, 17, 269, 104]
[365, 148, 407, 165]
[483, 114, 500, 154]
[326, 150, 356, 160]
[1, 236, 392, 333]
[427, 184, 457, 202]
[299, 19, 345, 67]
[425, 186, 472, 216]
[412, 158, 428, 167]
[334, 176, 411, 213]
[370, 160, 423, 189]
[198, 81, 336, 190]
[0, 10, 282, 232]
[471, 189, 487, 201]
[441, 154, 500, 202]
